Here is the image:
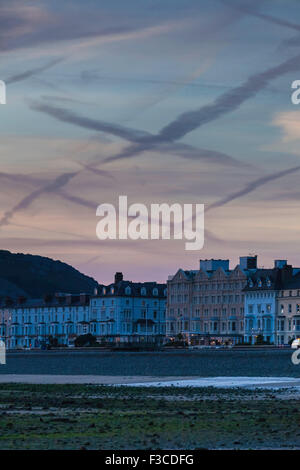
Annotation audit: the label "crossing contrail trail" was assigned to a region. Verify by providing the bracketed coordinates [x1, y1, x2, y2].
[0, 172, 78, 228]
[219, 0, 300, 33]
[206, 165, 300, 212]
[6, 58, 65, 85]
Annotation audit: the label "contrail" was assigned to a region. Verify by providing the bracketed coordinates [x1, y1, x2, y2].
[6, 58, 65, 85]
[158, 52, 300, 142]
[57, 190, 98, 210]
[28, 49, 300, 221]
[0, 171, 46, 186]
[206, 165, 300, 212]
[32, 49, 300, 165]
[0, 136, 115, 228]
[0, 172, 78, 228]
[74, 161, 115, 179]
[219, 0, 300, 33]
[31, 101, 251, 168]
[30, 101, 150, 142]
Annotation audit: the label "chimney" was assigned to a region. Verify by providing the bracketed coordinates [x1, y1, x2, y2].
[200, 259, 229, 272]
[239, 256, 257, 270]
[280, 264, 293, 282]
[274, 259, 287, 269]
[114, 272, 123, 284]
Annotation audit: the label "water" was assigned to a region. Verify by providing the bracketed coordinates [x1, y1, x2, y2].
[0, 349, 299, 377]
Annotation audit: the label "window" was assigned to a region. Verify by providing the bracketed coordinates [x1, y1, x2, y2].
[257, 304, 261, 313]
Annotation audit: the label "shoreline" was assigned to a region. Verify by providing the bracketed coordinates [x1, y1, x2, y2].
[0, 374, 300, 389]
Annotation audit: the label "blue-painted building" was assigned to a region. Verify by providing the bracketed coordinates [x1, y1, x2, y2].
[243, 261, 294, 345]
[90, 273, 166, 344]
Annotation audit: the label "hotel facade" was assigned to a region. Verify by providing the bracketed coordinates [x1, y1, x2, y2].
[1, 261, 300, 349]
[0, 273, 166, 349]
[90, 273, 166, 344]
[244, 261, 300, 345]
[0, 293, 91, 349]
[166, 256, 258, 345]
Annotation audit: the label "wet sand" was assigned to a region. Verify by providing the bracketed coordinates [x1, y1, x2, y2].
[1, 374, 300, 389]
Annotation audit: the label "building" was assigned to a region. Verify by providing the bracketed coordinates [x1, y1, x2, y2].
[166, 256, 258, 345]
[243, 260, 299, 345]
[0, 298, 11, 346]
[0, 273, 167, 349]
[90, 273, 166, 345]
[0, 293, 90, 349]
[276, 271, 300, 345]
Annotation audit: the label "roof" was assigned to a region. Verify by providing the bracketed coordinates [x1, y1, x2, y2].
[282, 271, 300, 290]
[169, 264, 256, 282]
[243, 266, 293, 292]
[1, 294, 91, 309]
[93, 280, 166, 298]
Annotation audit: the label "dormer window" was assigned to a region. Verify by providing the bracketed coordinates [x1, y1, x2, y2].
[257, 279, 262, 288]
[102, 288, 106, 295]
[125, 286, 131, 295]
[141, 287, 146, 296]
[153, 288, 158, 296]
[266, 279, 271, 288]
[111, 287, 114, 295]
[248, 279, 253, 288]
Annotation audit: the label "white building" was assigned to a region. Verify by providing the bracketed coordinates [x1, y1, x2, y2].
[0, 293, 90, 349]
[243, 261, 295, 345]
[90, 273, 166, 345]
[0, 273, 166, 349]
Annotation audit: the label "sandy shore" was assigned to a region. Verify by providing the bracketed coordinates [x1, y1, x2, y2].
[0, 374, 300, 388]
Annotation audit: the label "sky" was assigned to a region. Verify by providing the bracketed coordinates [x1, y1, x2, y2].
[1, 0, 300, 284]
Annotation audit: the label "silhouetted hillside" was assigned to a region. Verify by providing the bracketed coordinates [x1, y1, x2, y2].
[0, 250, 99, 298]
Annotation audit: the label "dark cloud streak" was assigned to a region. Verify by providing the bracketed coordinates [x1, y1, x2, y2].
[220, 0, 300, 33]
[31, 101, 250, 168]
[0, 172, 78, 228]
[206, 166, 300, 212]
[6, 58, 65, 85]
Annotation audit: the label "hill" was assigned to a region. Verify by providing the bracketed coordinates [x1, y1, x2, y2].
[0, 250, 99, 298]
